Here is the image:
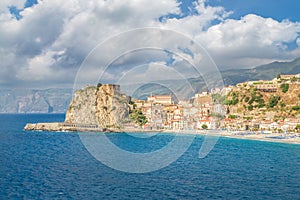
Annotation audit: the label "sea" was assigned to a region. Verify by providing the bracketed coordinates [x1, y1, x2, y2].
[0, 114, 299, 200]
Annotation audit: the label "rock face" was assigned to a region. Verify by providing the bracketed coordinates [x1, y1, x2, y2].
[65, 84, 130, 128]
[0, 88, 72, 113]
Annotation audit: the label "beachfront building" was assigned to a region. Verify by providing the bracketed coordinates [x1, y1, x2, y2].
[284, 118, 300, 131]
[197, 117, 212, 129]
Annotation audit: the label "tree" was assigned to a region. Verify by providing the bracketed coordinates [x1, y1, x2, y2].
[248, 105, 253, 111]
[291, 106, 300, 111]
[295, 124, 300, 132]
[97, 83, 102, 88]
[129, 109, 148, 127]
[129, 100, 137, 109]
[225, 92, 239, 105]
[268, 95, 280, 108]
[280, 83, 289, 93]
[202, 124, 208, 130]
[244, 96, 250, 102]
[277, 74, 281, 79]
[280, 101, 286, 108]
[291, 77, 297, 82]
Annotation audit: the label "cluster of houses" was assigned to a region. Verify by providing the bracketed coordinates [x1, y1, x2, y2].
[223, 117, 300, 133]
[125, 91, 219, 131]
[124, 73, 300, 133]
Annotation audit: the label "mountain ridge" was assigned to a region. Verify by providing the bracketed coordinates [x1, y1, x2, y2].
[220, 57, 300, 86]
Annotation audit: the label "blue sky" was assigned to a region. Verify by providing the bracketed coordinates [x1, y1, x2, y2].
[1, 0, 300, 88]
[9, 0, 37, 19]
[178, 0, 300, 24]
[207, 0, 300, 22]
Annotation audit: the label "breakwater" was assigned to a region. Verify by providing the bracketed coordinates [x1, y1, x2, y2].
[24, 122, 106, 132]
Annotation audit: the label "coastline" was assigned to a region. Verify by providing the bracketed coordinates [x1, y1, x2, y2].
[194, 131, 300, 145]
[142, 130, 300, 145]
[24, 122, 300, 145]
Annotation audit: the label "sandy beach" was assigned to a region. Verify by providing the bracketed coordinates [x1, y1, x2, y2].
[196, 131, 300, 145]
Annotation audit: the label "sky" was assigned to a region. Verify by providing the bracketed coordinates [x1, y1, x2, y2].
[0, 0, 300, 89]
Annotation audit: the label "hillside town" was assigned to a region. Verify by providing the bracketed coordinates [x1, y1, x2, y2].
[126, 73, 300, 133]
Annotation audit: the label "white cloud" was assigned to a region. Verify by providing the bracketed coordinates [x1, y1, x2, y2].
[161, 0, 231, 35]
[196, 14, 300, 68]
[297, 38, 300, 46]
[0, 0, 25, 14]
[0, 0, 300, 88]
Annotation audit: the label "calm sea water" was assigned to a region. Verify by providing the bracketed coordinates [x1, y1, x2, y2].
[0, 114, 299, 200]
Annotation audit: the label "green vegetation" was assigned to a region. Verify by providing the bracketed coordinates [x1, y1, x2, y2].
[102, 106, 108, 111]
[211, 94, 226, 104]
[248, 105, 253, 111]
[228, 115, 237, 119]
[129, 100, 137, 109]
[97, 83, 102, 88]
[277, 74, 281, 79]
[225, 92, 239, 105]
[253, 82, 263, 85]
[244, 96, 250, 103]
[243, 116, 253, 120]
[291, 106, 300, 111]
[129, 109, 148, 127]
[244, 89, 265, 109]
[295, 124, 300, 131]
[291, 77, 297, 82]
[280, 83, 289, 93]
[268, 95, 280, 108]
[223, 71, 300, 124]
[279, 101, 286, 108]
[201, 124, 208, 130]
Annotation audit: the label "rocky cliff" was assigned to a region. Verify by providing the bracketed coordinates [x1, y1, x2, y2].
[65, 84, 130, 128]
[0, 88, 72, 113]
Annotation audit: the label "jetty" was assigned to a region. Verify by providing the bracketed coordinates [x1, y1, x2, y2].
[24, 122, 107, 132]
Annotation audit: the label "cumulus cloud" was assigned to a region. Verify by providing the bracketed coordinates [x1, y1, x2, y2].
[197, 14, 300, 68]
[161, 0, 231, 34]
[0, 0, 299, 88]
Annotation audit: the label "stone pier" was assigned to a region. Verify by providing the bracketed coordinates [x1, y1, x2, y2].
[24, 122, 106, 132]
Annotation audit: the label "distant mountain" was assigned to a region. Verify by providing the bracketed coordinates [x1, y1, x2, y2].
[132, 57, 300, 100]
[220, 57, 300, 86]
[0, 88, 72, 113]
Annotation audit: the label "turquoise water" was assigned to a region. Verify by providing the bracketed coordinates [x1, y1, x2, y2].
[0, 114, 299, 199]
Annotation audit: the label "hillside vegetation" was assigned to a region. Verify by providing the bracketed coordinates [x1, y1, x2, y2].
[226, 82, 300, 121]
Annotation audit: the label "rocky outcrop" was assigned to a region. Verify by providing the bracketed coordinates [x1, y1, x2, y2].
[65, 84, 130, 129]
[0, 88, 72, 113]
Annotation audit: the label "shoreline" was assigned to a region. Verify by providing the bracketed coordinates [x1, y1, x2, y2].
[24, 122, 300, 145]
[190, 131, 300, 145]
